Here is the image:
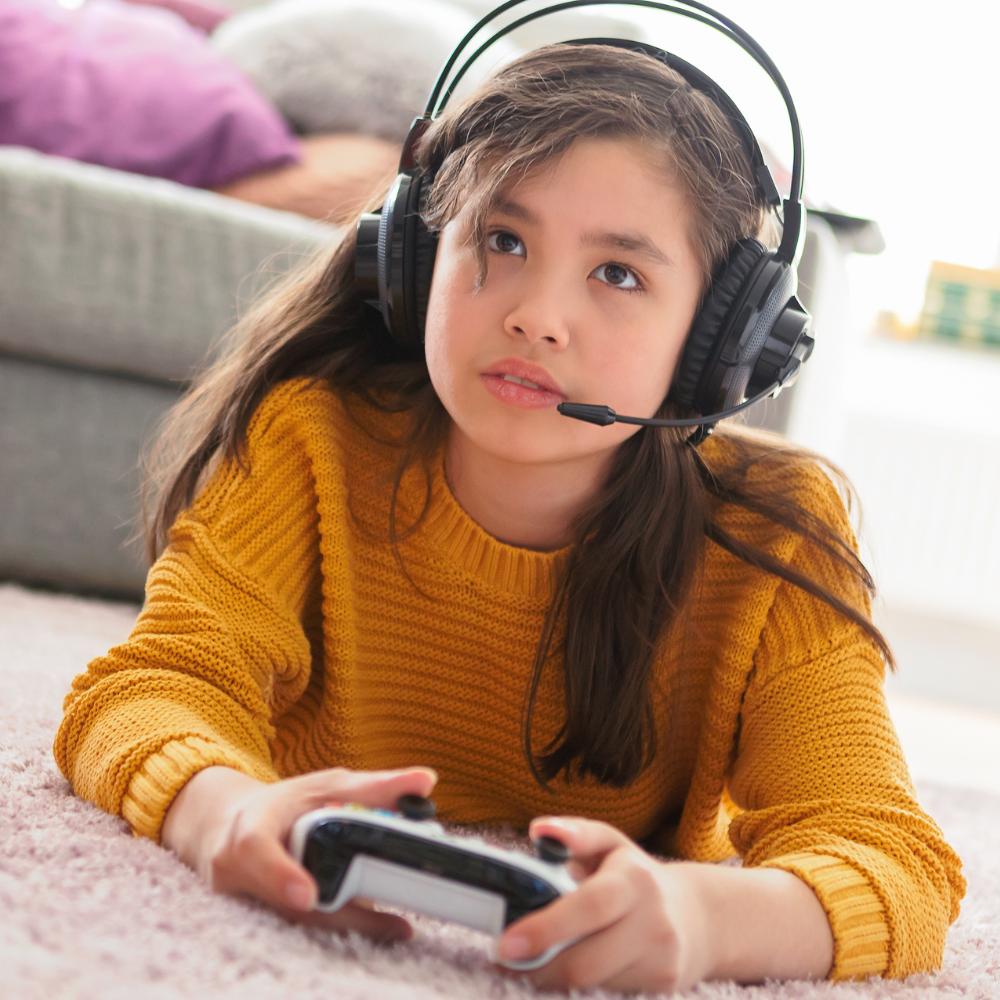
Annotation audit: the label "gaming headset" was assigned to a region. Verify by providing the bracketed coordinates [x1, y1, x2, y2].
[354, 0, 814, 445]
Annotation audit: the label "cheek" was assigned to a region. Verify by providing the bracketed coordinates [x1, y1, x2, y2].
[423, 292, 456, 403]
[423, 255, 478, 407]
[632, 281, 702, 403]
[587, 312, 692, 411]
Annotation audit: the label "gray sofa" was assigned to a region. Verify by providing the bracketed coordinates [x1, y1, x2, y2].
[0, 147, 336, 597]
[0, 144, 879, 601]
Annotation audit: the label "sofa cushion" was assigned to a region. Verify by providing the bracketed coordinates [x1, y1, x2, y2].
[0, 0, 300, 187]
[0, 355, 176, 596]
[212, 0, 492, 143]
[0, 147, 336, 383]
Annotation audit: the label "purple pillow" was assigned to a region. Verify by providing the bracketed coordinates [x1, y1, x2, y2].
[0, 0, 301, 188]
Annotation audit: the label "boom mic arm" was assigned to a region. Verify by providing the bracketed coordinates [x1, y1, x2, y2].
[556, 378, 786, 429]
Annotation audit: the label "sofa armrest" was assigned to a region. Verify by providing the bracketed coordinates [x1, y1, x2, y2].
[0, 146, 338, 383]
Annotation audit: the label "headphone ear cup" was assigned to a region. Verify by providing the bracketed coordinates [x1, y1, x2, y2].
[379, 172, 438, 354]
[671, 238, 767, 412]
[411, 183, 438, 346]
[373, 172, 406, 339]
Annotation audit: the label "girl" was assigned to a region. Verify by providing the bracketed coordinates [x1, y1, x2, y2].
[55, 42, 964, 992]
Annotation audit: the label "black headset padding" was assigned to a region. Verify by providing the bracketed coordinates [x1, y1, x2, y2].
[411, 178, 438, 343]
[671, 237, 768, 411]
[380, 167, 439, 353]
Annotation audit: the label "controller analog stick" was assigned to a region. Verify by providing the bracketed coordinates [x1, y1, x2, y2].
[534, 836, 571, 864]
[397, 794, 437, 821]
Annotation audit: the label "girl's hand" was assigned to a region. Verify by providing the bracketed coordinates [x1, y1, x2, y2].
[497, 816, 714, 993]
[161, 764, 438, 942]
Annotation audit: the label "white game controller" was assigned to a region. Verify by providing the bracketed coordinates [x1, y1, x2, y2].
[288, 795, 580, 971]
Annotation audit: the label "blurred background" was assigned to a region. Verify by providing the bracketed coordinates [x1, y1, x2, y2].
[615, 0, 1000, 795]
[602, 0, 1000, 793]
[1, 0, 997, 790]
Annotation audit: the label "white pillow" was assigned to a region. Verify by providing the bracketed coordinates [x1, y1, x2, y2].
[212, 0, 519, 143]
[446, 0, 647, 52]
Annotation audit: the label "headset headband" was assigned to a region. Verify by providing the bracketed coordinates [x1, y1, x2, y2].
[356, 0, 815, 442]
[423, 0, 805, 265]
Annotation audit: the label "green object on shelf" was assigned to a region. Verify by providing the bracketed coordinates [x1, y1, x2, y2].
[919, 261, 1000, 351]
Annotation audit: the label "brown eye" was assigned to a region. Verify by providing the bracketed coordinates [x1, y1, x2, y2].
[591, 263, 640, 290]
[487, 230, 526, 256]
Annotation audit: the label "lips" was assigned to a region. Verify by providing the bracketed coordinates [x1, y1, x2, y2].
[480, 359, 566, 398]
[479, 359, 568, 412]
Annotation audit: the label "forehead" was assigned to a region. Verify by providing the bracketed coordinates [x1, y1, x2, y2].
[488, 137, 695, 252]
[489, 137, 685, 216]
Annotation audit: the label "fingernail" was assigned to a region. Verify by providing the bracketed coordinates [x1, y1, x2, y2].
[498, 935, 531, 960]
[286, 882, 315, 910]
[531, 817, 570, 836]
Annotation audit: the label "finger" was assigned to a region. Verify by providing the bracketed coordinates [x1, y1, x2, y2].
[220, 768, 435, 911]
[211, 791, 420, 933]
[214, 825, 413, 943]
[497, 849, 637, 966]
[212, 818, 323, 914]
[294, 765, 438, 809]
[330, 767, 439, 809]
[284, 900, 414, 945]
[268, 767, 439, 836]
[528, 816, 633, 876]
[529, 903, 659, 993]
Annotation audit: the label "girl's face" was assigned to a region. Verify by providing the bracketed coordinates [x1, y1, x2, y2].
[424, 137, 704, 470]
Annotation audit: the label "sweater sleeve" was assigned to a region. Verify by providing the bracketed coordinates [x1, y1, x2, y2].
[725, 474, 966, 980]
[53, 382, 326, 842]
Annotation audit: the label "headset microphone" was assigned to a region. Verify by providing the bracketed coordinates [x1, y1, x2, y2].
[558, 372, 800, 431]
[558, 312, 814, 439]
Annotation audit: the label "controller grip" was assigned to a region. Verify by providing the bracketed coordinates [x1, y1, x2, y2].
[325, 855, 508, 936]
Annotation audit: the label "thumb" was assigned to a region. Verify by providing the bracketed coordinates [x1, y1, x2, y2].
[274, 766, 438, 834]
[336, 767, 439, 810]
[528, 816, 632, 878]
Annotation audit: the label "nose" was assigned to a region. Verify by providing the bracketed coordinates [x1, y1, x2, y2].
[502, 274, 571, 349]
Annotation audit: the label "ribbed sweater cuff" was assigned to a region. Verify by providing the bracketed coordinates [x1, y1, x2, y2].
[760, 851, 889, 980]
[122, 736, 279, 843]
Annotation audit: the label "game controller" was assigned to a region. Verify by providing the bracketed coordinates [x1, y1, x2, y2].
[288, 795, 579, 971]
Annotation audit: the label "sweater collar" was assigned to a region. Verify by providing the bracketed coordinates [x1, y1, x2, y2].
[418, 448, 571, 600]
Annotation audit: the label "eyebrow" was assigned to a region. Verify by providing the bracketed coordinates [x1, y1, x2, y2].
[493, 198, 539, 224]
[581, 231, 674, 267]
[492, 198, 674, 267]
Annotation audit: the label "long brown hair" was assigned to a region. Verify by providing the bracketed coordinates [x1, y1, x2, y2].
[145, 44, 893, 790]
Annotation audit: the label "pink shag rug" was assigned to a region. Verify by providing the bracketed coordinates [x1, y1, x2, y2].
[1, 582, 997, 1000]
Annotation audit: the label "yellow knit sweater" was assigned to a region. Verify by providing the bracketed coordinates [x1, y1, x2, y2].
[54, 379, 964, 981]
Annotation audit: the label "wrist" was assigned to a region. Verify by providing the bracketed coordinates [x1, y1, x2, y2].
[161, 766, 263, 878]
[693, 864, 834, 983]
[659, 861, 733, 984]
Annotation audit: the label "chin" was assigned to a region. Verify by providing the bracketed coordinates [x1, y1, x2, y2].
[460, 412, 613, 467]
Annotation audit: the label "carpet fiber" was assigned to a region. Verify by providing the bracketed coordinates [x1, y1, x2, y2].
[1, 583, 996, 999]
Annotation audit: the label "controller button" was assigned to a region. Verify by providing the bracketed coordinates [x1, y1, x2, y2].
[534, 836, 571, 864]
[397, 794, 437, 821]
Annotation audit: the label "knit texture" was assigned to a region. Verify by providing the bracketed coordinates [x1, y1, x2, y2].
[54, 379, 965, 982]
